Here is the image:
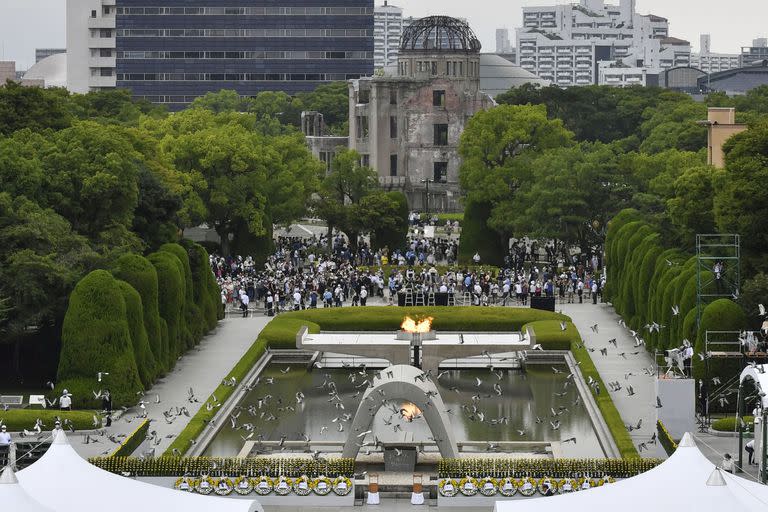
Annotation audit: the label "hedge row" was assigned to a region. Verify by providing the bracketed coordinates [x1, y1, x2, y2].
[711, 416, 754, 433]
[0, 410, 94, 431]
[604, 210, 746, 382]
[656, 420, 677, 456]
[56, 241, 221, 408]
[438, 457, 660, 478]
[90, 456, 355, 478]
[111, 419, 150, 457]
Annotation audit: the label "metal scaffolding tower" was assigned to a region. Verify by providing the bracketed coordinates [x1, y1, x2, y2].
[696, 234, 740, 328]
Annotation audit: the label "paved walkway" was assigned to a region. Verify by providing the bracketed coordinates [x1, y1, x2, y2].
[71, 316, 272, 458]
[560, 302, 658, 456]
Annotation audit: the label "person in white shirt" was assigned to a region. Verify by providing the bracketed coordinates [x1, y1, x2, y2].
[60, 390, 72, 411]
[721, 453, 735, 473]
[0, 425, 11, 446]
[293, 290, 302, 310]
[472, 252, 481, 264]
[240, 293, 250, 317]
[359, 287, 368, 306]
[746, 439, 756, 465]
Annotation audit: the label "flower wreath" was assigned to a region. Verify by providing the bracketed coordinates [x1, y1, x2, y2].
[577, 477, 593, 491]
[479, 477, 498, 496]
[333, 476, 353, 496]
[558, 478, 577, 493]
[273, 476, 292, 495]
[597, 475, 615, 486]
[233, 476, 253, 495]
[195, 476, 215, 495]
[253, 475, 273, 496]
[518, 477, 537, 497]
[174, 477, 194, 492]
[498, 477, 518, 497]
[458, 476, 479, 496]
[214, 477, 234, 496]
[291, 475, 311, 496]
[314, 475, 333, 496]
[538, 477, 558, 495]
[438, 478, 459, 497]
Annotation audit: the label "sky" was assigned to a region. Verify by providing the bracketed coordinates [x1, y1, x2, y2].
[1, 0, 767, 70]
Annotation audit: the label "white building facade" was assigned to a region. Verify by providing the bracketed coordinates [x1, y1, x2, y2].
[691, 35, 741, 74]
[374, 2, 405, 69]
[66, 0, 116, 93]
[516, 0, 691, 87]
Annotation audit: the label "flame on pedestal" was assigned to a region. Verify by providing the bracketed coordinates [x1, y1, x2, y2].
[401, 316, 433, 333]
[400, 402, 422, 422]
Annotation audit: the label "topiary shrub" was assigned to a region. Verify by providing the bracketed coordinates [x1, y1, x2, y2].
[116, 280, 157, 386]
[711, 416, 754, 433]
[160, 243, 199, 348]
[148, 251, 184, 367]
[112, 253, 167, 374]
[181, 239, 220, 332]
[57, 270, 143, 407]
[693, 299, 747, 380]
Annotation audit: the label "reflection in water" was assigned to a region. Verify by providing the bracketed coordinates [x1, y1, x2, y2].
[204, 364, 604, 458]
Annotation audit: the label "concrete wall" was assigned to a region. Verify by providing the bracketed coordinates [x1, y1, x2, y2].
[0, 62, 15, 83]
[656, 378, 696, 439]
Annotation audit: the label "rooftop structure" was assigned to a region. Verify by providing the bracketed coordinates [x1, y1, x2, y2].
[374, 1, 405, 69]
[691, 35, 741, 74]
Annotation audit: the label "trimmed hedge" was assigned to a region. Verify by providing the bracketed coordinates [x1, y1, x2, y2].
[657, 420, 677, 456]
[117, 280, 158, 387]
[147, 251, 185, 367]
[711, 416, 754, 433]
[112, 253, 167, 373]
[161, 243, 201, 348]
[523, 320, 578, 351]
[438, 457, 660, 478]
[0, 410, 94, 431]
[277, 307, 569, 333]
[693, 299, 747, 380]
[57, 270, 144, 407]
[111, 419, 150, 457]
[182, 240, 220, 331]
[91, 456, 355, 478]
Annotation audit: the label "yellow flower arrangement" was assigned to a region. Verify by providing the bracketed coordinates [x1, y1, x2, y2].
[233, 476, 253, 495]
[291, 475, 310, 496]
[173, 476, 194, 492]
[518, 477, 537, 497]
[213, 477, 234, 496]
[479, 477, 498, 496]
[194, 476, 215, 495]
[332, 476, 353, 496]
[313, 475, 333, 496]
[558, 477, 577, 493]
[498, 477, 518, 497]
[537, 477, 558, 495]
[253, 475, 273, 495]
[458, 476, 479, 496]
[438, 478, 459, 497]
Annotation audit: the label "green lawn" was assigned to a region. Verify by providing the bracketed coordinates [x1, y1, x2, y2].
[166, 307, 638, 458]
[0, 409, 95, 431]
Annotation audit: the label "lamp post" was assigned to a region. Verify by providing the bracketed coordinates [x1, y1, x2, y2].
[421, 178, 434, 215]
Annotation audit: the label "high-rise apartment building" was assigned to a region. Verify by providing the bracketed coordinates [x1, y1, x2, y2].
[36, 48, 67, 64]
[741, 38, 768, 67]
[691, 35, 741, 74]
[496, 28, 511, 54]
[516, 0, 690, 87]
[67, 0, 374, 109]
[66, 0, 117, 93]
[374, 2, 404, 69]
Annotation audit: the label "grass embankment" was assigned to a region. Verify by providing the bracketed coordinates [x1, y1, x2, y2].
[111, 419, 150, 457]
[167, 308, 636, 458]
[0, 410, 94, 431]
[436, 213, 464, 223]
[525, 320, 640, 459]
[711, 416, 754, 433]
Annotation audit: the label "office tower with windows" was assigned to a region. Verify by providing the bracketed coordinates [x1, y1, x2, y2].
[374, 2, 404, 69]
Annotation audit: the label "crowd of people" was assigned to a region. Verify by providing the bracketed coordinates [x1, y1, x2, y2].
[210, 222, 605, 315]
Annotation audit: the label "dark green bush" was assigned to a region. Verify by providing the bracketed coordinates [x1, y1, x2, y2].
[458, 200, 505, 266]
[711, 416, 754, 433]
[657, 420, 678, 456]
[148, 251, 184, 367]
[181, 240, 219, 332]
[693, 299, 747, 380]
[57, 270, 143, 407]
[112, 253, 168, 373]
[160, 244, 197, 349]
[117, 280, 158, 386]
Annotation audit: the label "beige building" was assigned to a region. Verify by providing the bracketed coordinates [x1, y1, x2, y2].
[705, 107, 747, 168]
[348, 16, 494, 212]
[0, 62, 16, 84]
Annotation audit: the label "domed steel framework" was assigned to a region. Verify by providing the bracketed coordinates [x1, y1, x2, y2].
[400, 16, 482, 53]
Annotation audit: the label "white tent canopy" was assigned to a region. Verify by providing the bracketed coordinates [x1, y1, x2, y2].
[0, 466, 56, 512]
[17, 430, 262, 512]
[495, 433, 768, 512]
[740, 363, 768, 409]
